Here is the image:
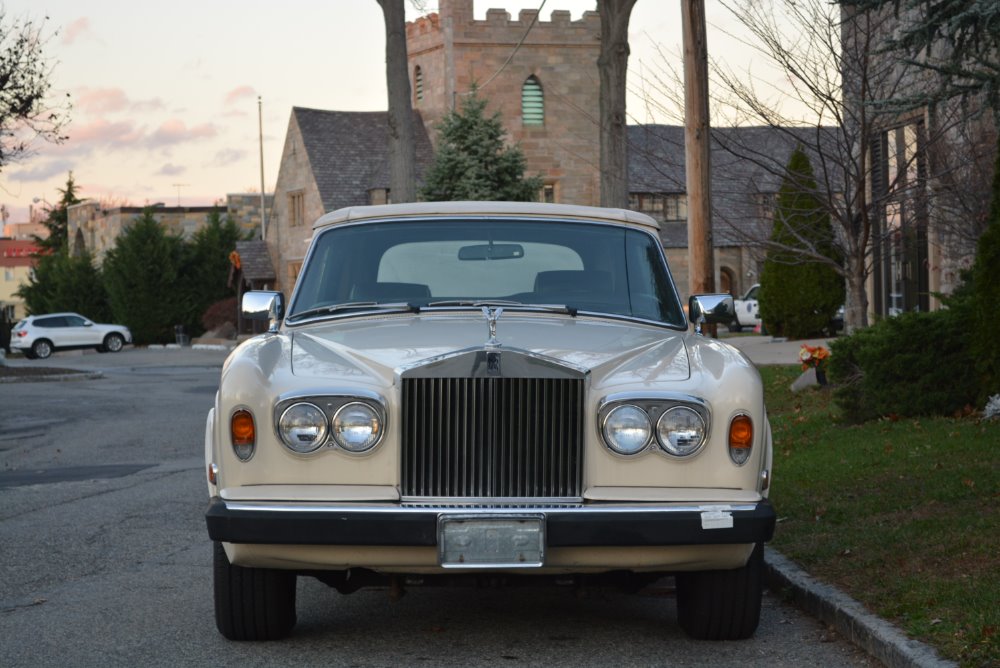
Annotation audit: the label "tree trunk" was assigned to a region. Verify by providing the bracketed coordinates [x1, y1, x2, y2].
[844, 253, 869, 334]
[378, 0, 417, 203]
[598, 0, 637, 209]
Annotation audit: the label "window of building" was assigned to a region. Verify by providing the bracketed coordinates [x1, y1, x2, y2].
[414, 66, 424, 103]
[288, 191, 305, 227]
[628, 193, 687, 222]
[871, 120, 928, 316]
[755, 192, 776, 223]
[522, 76, 544, 126]
[541, 183, 556, 203]
[663, 194, 687, 222]
[4, 268, 13, 282]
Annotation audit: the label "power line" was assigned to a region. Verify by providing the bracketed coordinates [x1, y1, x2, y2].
[464, 0, 548, 94]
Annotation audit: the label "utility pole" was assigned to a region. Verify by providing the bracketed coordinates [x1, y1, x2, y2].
[682, 0, 715, 312]
[258, 96, 268, 242]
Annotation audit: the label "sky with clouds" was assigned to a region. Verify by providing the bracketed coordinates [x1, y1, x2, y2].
[1, 1, 779, 223]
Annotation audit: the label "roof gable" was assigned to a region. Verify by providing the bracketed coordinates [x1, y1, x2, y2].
[292, 108, 435, 212]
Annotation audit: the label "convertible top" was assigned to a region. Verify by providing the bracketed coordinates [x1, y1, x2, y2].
[314, 201, 661, 232]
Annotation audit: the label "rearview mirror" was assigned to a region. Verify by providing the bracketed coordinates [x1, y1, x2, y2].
[458, 243, 524, 261]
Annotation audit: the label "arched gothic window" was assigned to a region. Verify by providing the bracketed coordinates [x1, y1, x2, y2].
[522, 76, 544, 126]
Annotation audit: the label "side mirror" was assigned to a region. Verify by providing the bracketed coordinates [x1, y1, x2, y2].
[689, 294, 735, 335]
[242, 291, 285, 333]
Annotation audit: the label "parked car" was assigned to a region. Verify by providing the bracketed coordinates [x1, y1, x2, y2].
[729, 283, 760, 332]
[11, 312, 132, 359]
[204, 202, 775, 641]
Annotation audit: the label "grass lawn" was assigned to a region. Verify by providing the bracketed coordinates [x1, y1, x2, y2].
[760, 365, 999, 668]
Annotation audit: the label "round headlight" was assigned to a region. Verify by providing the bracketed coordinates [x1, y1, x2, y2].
[332, 402, 382, 453]
[656, 406, 707, 457]
[602, 404, 652, 455]
[278, 402, 328, 453]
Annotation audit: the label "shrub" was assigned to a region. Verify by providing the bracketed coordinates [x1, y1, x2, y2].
[202, 297, 237, 333]
[829, 306, 977, 422]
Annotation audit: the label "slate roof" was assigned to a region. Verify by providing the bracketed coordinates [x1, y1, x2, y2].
[293, 108, 435, 212]
[628, 125, 842, 246]
[235, 240, 275, 282]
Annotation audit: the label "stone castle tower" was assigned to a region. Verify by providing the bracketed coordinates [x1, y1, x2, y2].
[406, 1, 601, 205]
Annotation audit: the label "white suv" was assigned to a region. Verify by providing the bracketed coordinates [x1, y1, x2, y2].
[11, 312, 132, 359]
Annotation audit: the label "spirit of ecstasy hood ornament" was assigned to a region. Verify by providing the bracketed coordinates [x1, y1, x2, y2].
[482, 306, 504, 347]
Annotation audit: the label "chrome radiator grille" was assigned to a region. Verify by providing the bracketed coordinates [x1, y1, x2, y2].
[401, 377, 584, 499]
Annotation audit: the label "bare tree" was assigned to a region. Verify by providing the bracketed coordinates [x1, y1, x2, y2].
[377, 0, 417, 203]
[0, 10, 70, 170]
[598, 0, 638, 209]
[637, 0, 982, 332]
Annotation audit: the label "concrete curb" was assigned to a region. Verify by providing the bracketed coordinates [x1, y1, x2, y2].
[765, 550, 957, 667]
[0, 371, 104, 384]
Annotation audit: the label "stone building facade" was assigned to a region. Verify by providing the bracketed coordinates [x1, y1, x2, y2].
[67, 193, 272, 265]
[406, 1, 601, 206]
[841, 4, 995, 317]
[263, 1, 819, 305]
[0, 239, 39, 321]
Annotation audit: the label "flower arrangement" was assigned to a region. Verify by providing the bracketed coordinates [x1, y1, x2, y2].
[798, 344, 830, 371]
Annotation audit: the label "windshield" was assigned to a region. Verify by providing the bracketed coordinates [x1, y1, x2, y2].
[288, 218, 686, 327]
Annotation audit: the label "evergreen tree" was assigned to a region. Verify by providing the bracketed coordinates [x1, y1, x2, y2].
[179, 209, 245, 335]
[102, 210, 187, 344]
[969, 134, 1000, 400]
[758, 147, 845, 338]
[853, 0, 1000, 114]
[32, 172, 80, 254]
[420, 89, 543, 202]
[15, 249, 109, 321]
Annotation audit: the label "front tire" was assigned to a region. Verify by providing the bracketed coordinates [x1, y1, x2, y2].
[31, 339, 53, 359]
[213, 541, 297, 641]
[675, 543, 764, 640]
[103, 333, 125, 353]
[729, 320, 742, 333]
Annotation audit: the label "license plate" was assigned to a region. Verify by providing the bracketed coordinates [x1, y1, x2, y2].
[438, 515, 545, 568]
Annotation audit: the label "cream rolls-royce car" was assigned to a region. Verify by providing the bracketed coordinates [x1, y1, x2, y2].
[205, 201, 774, 641]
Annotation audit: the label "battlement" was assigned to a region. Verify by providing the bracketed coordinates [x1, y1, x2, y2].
[406, 1, 599, 49]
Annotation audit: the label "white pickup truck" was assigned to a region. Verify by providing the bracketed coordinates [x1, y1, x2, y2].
[730, 284, 760, 332]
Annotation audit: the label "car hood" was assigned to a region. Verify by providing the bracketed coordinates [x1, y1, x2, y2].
[288, 312, 691, 386]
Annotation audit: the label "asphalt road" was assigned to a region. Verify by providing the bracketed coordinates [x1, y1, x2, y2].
[0, 348, 875, 667]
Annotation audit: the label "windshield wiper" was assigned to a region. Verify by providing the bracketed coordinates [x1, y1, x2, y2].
[288, 301, 419, 322]
[426, 300, 577, 316]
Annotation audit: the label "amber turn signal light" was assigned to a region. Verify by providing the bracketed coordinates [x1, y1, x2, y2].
[231, 410, 256, 445]
[230, 409, 256, 461]
[728, 415, 753, 465]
